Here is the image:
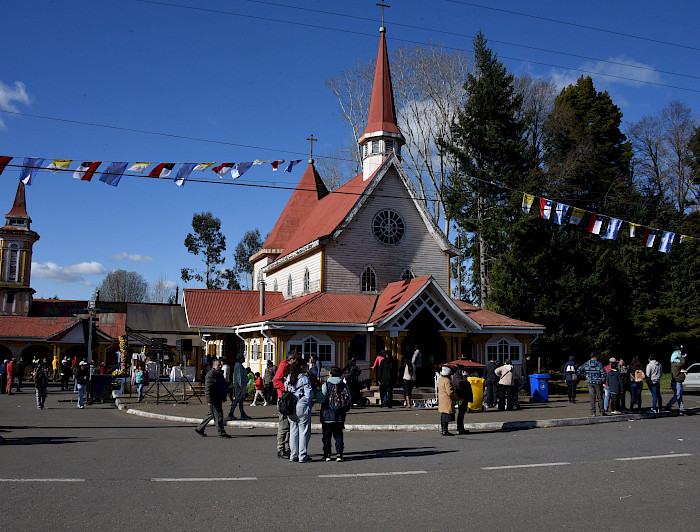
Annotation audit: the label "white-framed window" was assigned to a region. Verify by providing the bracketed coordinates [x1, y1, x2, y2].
[486, 338, 521, 363]
[287, 275, 293, 297]
[361, 266, 377, 292]
[263, 339, 275, 361]
[372, 139, 380, 154]
[303, 268, 310, 293]
[400, 268, 413, 281]
[8, 243, 19, 282]
[273, 279, 278, 292]
[250, 339, 260, 361]
[288, 335, 335, 365]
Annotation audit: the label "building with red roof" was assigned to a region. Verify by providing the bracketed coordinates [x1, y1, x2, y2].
[182, 25, 544, 377]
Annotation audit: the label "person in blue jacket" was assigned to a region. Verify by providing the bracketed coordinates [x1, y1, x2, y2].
[285, 360, 314, 463]
[563, 356, 579, 403]
[318, 366, 351, 461]
[577, 352, 607, 416]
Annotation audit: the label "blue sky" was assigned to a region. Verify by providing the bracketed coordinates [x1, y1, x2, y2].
[1, 0, 698, 300]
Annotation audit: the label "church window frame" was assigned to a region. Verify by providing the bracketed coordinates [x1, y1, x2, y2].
[288, 335, 334, 365]
[250, 338, 261, 361]
[303, 268, 310, 293]
[400, 268, 414, 281]
[372, 209, 405, 246]
[361, 265, 377, 293]
[8, 243, 20, 282]
[273, 279, 278, 292]
[262, 339, 275, 362]
[371, 139, 381, 154]
[287, 275, 293, 297]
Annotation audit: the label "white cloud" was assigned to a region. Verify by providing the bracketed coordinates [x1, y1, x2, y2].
[0, 80, 31, 129]
[551, 56, 661, 91]
[110, 251, 154, 263]
[31, 261, 107, 284]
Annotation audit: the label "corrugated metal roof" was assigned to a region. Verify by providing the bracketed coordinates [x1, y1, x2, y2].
[452, 300, 543, 328]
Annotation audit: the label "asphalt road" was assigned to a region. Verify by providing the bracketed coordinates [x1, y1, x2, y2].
[1, 386, 699, 531]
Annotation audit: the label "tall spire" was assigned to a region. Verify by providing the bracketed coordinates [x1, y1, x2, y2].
[358, 26, 404, 180]
[6, 180, 31, 222]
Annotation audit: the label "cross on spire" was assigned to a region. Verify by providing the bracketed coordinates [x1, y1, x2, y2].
[376, 1, 390, 27]
[306, 134, 318, 160]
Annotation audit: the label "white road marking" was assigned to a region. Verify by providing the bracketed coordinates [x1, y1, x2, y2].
[318, 470, 428, 479]
[0, 478, 85, 482]
[482, 462, 571, 470]
[150, 477, 257, 482]
[615, 453, 693, 461]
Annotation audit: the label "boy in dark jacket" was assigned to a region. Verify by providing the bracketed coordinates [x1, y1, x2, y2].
[195, 359, 231, 438]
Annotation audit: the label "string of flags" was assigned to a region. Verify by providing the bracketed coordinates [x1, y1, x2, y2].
[0, 155, 304, 188]
[521, 193, 694, 254]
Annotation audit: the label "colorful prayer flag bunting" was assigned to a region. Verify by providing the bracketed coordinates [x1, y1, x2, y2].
[19, 158, 45, 185]
[521, 193, 535, 214]
[232, 162, 253, 179]
[99, 162, 129, 187]
[271, 160, 286, 171]
[73, 161, 102, 181]
[554, 203, 569, 225]
[212, 163, 234, 178]
[47, 159, 72, 173]
[629, 223, 639, 238]
[148, 163, 175, 178]
[539, 198, 552, 219]
[588, 214, 603, 235]
[128, 162, 151, 173]
[569, 207, 585, 226]
[194, 162, 215, 172]
[175, 163, 197, 187]
[0, 156, 12, 176]
[284, 159, 302, 173]
[642, 228, 658, 247]
[659, 231, 675, 253]
[602, 218, 622, 240]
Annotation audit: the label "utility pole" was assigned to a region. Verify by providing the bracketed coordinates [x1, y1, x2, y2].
[86, 299, 96, 363]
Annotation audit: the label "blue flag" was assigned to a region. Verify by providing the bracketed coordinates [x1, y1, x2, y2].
[602, 218, 622, 240]
[175, 163, 197, 187]
[231, 162, 253, 179]
[99, 162, 129, 187]
[554, 203, 569, 225]
[19, 158, 45, 185]
[284, 159, 302, 173]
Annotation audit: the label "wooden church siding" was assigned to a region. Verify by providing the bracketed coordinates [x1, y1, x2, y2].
[267, 252, 322, 298]
[324, 168, 450, 294]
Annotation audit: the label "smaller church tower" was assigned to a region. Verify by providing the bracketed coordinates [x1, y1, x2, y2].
[358, 25, 405, 180]
[0, 181, 39, 315]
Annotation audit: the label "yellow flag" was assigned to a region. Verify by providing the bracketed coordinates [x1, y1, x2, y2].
[47, 159, 72, 173]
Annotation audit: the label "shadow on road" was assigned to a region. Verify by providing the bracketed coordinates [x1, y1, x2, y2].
[0, 436, 88, 446]
[341, 446, 457, 461]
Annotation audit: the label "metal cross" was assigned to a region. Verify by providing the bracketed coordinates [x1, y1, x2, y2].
[307, 134, 318, 159]
[376, 1, 390, 26]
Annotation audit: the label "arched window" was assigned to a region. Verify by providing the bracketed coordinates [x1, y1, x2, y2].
[273, 279, 278, 292]
[400, 268, 414, 281]
[486, 338, 521, 363]
[287, 275, 293, 297]
[288, 335, 334, 364]
[361, 266, 377, 292]
[8, 243, 19, 282]
[303, 268, 310, 293]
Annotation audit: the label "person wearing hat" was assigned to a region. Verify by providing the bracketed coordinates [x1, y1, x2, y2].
[603, 357, 617, 413]
[227, 353, 251, 420]
[75, 361, 90, 408]
[437, 366, 456, 436]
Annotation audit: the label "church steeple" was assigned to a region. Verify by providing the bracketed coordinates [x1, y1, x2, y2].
[0, 181, 39, 316]
[358, 25, 405, 180]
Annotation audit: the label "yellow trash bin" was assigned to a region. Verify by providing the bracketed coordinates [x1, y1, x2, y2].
[467, 377, 484, 412]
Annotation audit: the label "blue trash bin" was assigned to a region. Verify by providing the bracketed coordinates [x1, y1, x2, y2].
[529, 374, 550, 403]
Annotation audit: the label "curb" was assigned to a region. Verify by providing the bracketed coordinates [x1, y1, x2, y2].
[115, 398, 664, 432]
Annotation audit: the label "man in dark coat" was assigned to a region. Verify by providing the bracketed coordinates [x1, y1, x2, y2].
[452, 366, 473, 434]
[377, 351, 396, 408]
[484, 357, 498, 408]
[195, 359, 231, 438]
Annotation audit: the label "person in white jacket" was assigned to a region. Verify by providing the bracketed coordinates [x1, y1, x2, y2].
[495, 359, 514, 411]
[646, 354, 663, 414]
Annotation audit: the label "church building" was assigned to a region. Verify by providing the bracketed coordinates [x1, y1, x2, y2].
[183, 25, 544, 376]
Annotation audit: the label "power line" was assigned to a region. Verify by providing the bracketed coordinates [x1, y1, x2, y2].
[238, 0, 700, 82]
[445, 0, 700, 52]
[134, 0, 700, 93]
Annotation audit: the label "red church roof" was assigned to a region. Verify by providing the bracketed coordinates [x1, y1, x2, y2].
[5, 181, 30, 219]
[360, 28, 402, 140]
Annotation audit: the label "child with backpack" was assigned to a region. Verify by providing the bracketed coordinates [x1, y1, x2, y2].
[318, 366, 351, 462]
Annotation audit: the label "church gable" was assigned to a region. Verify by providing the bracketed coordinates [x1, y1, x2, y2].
[324, 160, 454, 294]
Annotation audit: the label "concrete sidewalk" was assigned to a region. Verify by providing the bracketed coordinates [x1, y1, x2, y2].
[115, 390, 698, 432]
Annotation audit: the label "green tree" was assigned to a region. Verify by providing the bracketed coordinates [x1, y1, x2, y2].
[232, 229, 263, 290]
[441, 31, 528, 307]
[181, 212, 227, 289]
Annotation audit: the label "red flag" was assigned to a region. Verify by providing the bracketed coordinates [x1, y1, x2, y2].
[0, 156, 12, 176]
[212, 162, 234, 178]
[270, 160, 286, 171]
[148, 163, 175, 178]
[73, 161, 102, 181]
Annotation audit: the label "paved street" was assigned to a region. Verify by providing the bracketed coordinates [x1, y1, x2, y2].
[2, 384, 699, 531]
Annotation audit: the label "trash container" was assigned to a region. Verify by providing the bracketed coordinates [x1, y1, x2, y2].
[529, 374, 550, 403]
[467, 377, 484, 412]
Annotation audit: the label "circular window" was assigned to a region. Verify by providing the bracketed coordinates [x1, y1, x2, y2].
[372, 209, 405, 245]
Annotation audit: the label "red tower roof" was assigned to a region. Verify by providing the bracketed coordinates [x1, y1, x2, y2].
[360, 28, 402, 141]
[6, 180, 30, 220]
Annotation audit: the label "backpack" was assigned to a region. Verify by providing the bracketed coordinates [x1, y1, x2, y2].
[278, 387, 299, 416]
[326, 381, 351, 412]
[633, 369, 645, 383]
[565, 363, 577, 376]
